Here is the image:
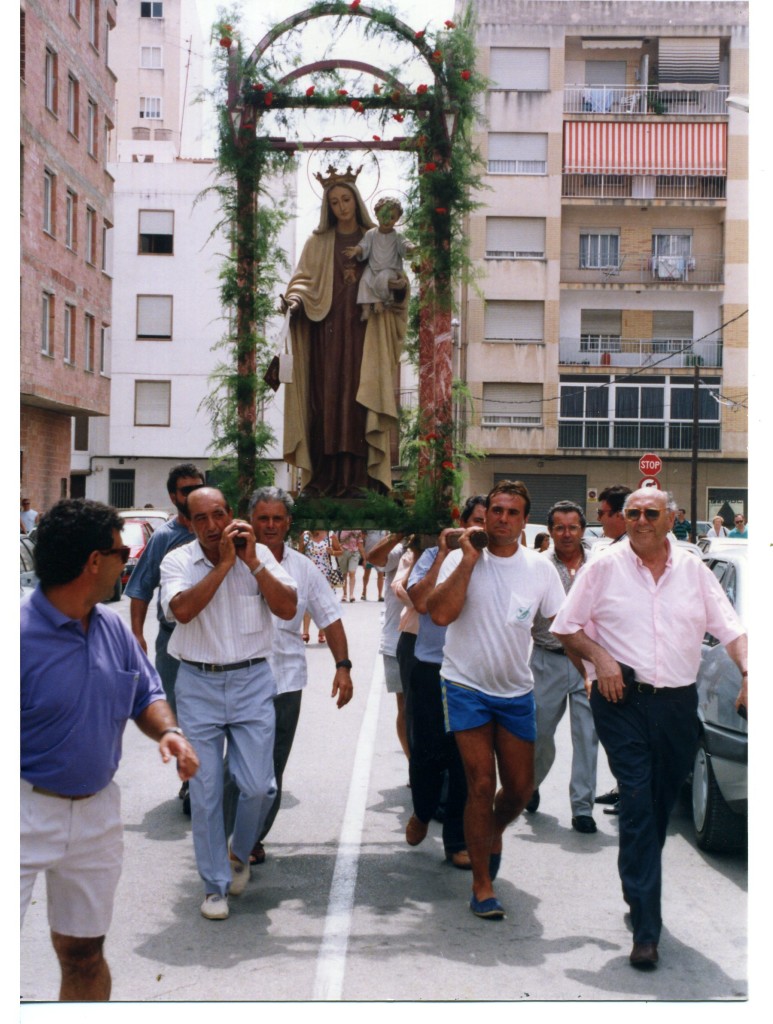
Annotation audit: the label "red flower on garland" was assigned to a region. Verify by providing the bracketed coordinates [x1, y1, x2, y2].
[255, 83, 264, 91]
[424, 161, 437, 172]
[351, 100, 364, 113]
[306, 86, 315, 97]
[435, 207, 448, 214]
[372, 134, 381, 141]
[393, 113, 404, 122]
[444, 20, 456, 29]
[338, 89, 348, 96]
[415, 30, 425, 39]
[350, 0, 361, 9]
[417, 84, 428, 95]
[432, 50, 443, 62]
[424, 432, 438, 441]
[219, 37, 232, 49]
[460, 70, 471, 81]
[391, 90, 402, 102]
[373, 83, 381, 94]
[264, 92, 274, 106]
[442, 461, 456, 471]
[451, 506, 461, 520]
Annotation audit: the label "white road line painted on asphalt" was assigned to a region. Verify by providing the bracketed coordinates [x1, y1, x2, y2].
[312, 654, 384, 1000]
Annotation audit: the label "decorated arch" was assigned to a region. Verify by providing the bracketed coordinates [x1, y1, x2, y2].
[211, 2, 484, 527]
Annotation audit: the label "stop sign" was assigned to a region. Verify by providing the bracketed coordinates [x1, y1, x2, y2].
[639, 452, 662, 475]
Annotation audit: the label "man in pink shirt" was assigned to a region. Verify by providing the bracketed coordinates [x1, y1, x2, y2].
[552, 487, 748, 970]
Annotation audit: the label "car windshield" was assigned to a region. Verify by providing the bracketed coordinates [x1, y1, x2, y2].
[121, 523, 145, 547]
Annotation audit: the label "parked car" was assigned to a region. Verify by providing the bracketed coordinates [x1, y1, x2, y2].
[118, 508, 170, 532]
[20, 536, 37, 597]
[697, 535, 747, 555]
[690, 543, 748, 852]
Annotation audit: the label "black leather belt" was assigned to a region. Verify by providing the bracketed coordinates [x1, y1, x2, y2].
[629, 682, 695, 695]
[180, 657, 266, 673]
[538, 646, 566, 656]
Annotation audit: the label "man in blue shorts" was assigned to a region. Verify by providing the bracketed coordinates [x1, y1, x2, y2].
[427, 481, 565, 920]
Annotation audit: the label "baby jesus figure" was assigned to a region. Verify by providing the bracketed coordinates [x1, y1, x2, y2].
[343, 196, 413, 319]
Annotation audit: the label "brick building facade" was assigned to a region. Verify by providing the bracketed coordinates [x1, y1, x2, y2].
[20, 0, 117, 510]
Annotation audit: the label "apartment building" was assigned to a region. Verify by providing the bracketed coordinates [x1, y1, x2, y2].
[20, 0, 117, 510]
[77, 0, 295, 509]
[458, 0, 748, 522]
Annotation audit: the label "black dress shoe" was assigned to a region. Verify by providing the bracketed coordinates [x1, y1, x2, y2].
[604, 805, 620, 815]
[525, 788, 540, 813]
[629, 942, 659, 969]
[595, 788, 620, 805]
[571, 815, 598, 833]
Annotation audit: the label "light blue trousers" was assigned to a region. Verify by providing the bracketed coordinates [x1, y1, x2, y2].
[530, 645, 599, 817]
[176, 661, 277, 896]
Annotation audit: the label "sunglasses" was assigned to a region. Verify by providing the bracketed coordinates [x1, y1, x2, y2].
[178, 484, 203, 497]
[101, 546, 131, 562]
[624, 508, 663, 522]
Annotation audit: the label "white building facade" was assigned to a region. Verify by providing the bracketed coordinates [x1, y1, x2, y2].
[73, 0, 294, 509]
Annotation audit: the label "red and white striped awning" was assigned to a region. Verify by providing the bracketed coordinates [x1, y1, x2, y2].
[563, 121, 727, 176]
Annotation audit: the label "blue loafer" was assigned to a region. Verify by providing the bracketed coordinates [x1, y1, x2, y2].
[489, 853, 502, 881]
[470, 895, 505, 920]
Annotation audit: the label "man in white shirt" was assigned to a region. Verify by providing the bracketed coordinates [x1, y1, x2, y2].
[160, 487, 297, 920]
[552, 487, 748, 969]
[427, 481, 565, 920]
[223, 487, 353, 865]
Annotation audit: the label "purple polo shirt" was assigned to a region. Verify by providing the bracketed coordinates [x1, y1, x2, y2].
[21, 587, 165, 795]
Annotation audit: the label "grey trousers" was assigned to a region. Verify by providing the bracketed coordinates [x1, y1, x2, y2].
[530, 645, 599, 817]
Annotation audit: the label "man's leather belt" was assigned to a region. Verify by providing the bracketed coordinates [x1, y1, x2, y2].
[536, 645, 565, 656]
[180, 657, 266, 673]
[32, 785, 96, 801]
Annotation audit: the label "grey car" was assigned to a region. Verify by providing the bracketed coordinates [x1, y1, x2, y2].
[20, 536, 38, 597]
[691, 544, 748, 852]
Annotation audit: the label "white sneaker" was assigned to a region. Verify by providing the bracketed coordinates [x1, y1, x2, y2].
[229, 855, 250, 896]
[200, 893, 229, 920]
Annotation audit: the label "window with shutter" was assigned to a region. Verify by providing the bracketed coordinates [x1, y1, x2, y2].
[136, 295, 173, 339]
[484, 301, 544, 342]
[490, 48, 550, 90]
[488, 133, 547, 175]
[482, 383, 543, 426]
[135, 381, 171, 426]
[485, 218, 545, 259]
[139, 210, 174, 254]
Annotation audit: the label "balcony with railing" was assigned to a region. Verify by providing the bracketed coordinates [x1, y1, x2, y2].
[560, 252, 723, 286]
[564, 85, 729, 116]
[559, 336, 722, 369]
[562, 174, 726, 200]
[558, 420, 721, 451]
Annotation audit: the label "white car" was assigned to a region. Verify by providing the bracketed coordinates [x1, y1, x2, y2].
[118, 508, 171, 532]
[691, 543, 748, 852]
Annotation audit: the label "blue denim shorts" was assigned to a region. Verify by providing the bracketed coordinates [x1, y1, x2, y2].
[441, 678, 536, 741]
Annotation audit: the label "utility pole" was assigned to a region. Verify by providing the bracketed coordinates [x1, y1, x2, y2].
[689, 363, 700, 542]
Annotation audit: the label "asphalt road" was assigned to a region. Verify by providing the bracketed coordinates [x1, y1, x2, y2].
[19, 569, 749, 1010]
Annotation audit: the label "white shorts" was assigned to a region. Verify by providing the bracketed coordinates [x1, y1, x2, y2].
[383, 654, 403, 694]
[20, 778, 123, 937]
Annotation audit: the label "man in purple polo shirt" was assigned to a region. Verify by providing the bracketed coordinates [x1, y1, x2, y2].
[21, 499, 199, 1001]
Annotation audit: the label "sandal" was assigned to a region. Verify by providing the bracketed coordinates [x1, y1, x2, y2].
[302, 633, 310, 644]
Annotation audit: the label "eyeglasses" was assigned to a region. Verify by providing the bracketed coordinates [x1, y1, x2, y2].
[100, 546, 131, 562]
[624, 508, 663, 522]
[734, 518, 744, 523]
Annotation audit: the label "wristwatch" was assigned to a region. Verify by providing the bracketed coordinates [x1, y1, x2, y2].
[335, 659, 353, 670]
[160, 727, 185, 738]
[251, 562, 266, 576]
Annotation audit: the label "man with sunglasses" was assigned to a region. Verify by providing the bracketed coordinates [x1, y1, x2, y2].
[552, 487, 747, 970]
[729, 513, 748, 538]
[21, 499, 199, 1000]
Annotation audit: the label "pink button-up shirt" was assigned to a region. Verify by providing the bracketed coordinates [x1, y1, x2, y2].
[551, 537, 743, 687]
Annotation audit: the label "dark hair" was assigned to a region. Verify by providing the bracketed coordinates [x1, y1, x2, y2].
[166, 462, 204, 496]
[34, 499, 123, 588]
[533, 532, 550, 549]
[598, 484, 632, 515]
[486, 480, 531, 518]
[249, 486, 294, 515]
[460, 494, 487, 524]
[547, 500, 586, 530]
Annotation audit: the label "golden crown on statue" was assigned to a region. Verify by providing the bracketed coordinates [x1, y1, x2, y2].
[314, 164, 363, 189]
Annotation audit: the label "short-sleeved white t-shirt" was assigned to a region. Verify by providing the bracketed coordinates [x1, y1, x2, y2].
[437, 545, 565, 697]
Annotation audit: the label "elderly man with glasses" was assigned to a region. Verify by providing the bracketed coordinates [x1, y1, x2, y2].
[552, 487, 748, 970]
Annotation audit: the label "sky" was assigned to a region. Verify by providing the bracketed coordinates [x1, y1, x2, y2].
[193, 1, 459, 241]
